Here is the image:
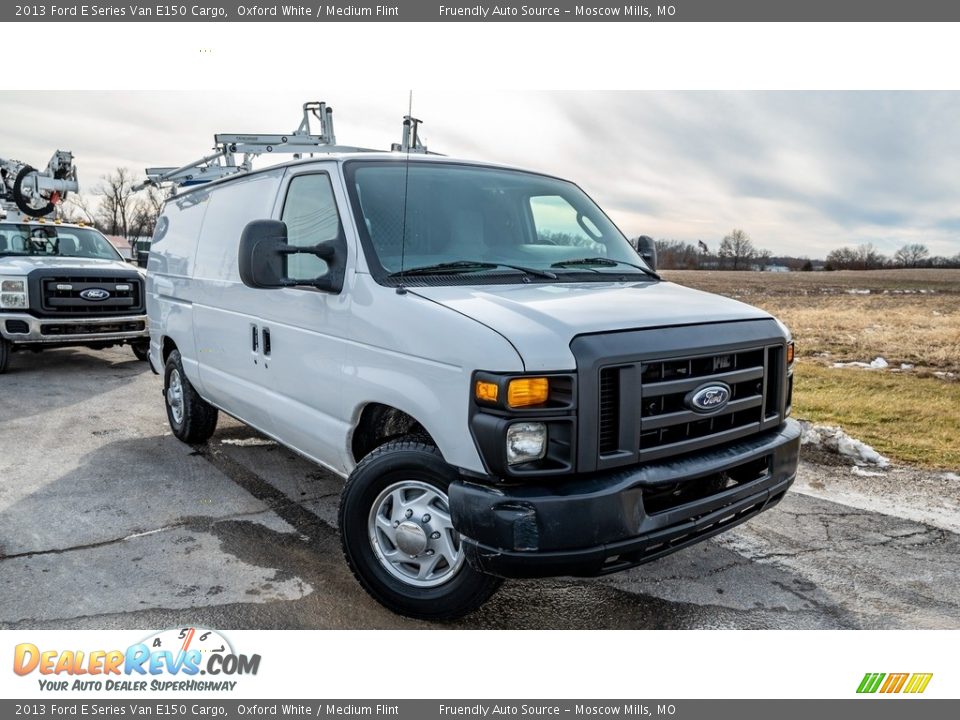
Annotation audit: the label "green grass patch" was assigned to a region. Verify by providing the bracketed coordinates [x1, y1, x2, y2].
[793, 362, 960, 469]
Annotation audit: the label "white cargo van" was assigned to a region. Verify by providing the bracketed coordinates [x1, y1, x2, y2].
[147, 143, 800, 619]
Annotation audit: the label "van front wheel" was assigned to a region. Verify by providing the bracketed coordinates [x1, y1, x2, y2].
[339, 438, 503, 620]
[164, 349, 219, 443]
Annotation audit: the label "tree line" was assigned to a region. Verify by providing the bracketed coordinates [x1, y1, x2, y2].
[59, 168, 163, 243]
[649, 229, 960, 271]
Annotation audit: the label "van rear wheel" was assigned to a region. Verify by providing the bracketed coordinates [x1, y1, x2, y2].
[164, 349, 218, 443]
[339, 437, 503, 620]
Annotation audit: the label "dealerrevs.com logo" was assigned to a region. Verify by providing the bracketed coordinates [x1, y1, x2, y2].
[857, 672, 933, 694]
[13, 627, 260, 692]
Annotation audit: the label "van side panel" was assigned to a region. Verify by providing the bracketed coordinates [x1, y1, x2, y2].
[146, 191, 210, 384]
[189, 170, 285, 430]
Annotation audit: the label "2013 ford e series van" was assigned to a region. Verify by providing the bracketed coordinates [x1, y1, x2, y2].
[146, 110, 800, 619]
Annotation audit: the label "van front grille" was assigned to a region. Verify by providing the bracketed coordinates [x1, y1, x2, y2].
[597, 345, 784, 463]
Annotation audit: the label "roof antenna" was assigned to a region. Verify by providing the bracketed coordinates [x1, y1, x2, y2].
[396, 90, 414, 294]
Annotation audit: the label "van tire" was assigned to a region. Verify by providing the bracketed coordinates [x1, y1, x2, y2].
[131, 341, 150, 362]
[164, 349, 218, 443]
[0, 338, 9, 374]
[339, 438, 503, 620]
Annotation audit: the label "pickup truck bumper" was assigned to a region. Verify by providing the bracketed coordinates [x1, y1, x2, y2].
[0, 313, 148, 344]
[450, 419, 801, 579]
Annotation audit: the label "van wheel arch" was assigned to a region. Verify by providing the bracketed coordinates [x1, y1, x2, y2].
[351, 403, 435, 464]
[161, 336, 178, 364]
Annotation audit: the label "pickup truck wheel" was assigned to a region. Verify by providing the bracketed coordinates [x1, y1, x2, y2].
[0, 338, 9, 374]
[339, 438, 503, 620]
[131, 342, 150, 362]
[164, 349, 218, 443]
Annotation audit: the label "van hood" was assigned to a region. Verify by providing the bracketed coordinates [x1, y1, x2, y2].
[0, 256, 138, 276]
[410, 280, 772, 371]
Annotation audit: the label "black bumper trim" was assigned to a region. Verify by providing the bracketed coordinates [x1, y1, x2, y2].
[450, 419, 801, 579]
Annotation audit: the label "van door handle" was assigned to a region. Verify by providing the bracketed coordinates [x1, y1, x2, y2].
[262, 327, 271, 356]
[251, 324, 259, 353]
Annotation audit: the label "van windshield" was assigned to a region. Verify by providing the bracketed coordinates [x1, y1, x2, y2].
[345, 161, 655, 283]
[0, 224, 123, 261]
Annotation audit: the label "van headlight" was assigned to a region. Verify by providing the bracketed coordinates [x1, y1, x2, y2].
[0, 278, 27, 309]
[506, 422, 547, 465]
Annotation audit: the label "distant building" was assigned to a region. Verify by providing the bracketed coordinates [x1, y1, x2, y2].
[104, 234, 133, 260]
[764, 265, 790, 273]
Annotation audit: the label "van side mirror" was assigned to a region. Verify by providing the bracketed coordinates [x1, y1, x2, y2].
[636, 235, 657, 272]
[238, 219, 346, 293]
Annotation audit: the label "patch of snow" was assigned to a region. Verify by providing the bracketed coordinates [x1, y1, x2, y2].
[799, 421, 891, 468]
[943, 472, 960, 482]
[846, 288, 871, 294]
[220, 438, 277, 447]
[899, 363, 914, 371]
[850, 465, 884, 478]
[933, 371, 958, 380]
[832, 357, 888, 370]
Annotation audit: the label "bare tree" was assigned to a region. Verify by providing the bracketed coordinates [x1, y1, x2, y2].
[893, 243, 930, 268]
[718, 229, 755, 270]
[61, 194, 99, 226]
[826, 243, 888, 270]
[94, 168, 136, 239]
[128, 187, 164, 241]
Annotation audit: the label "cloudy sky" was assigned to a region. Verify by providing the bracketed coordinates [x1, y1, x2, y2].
[3, 90, 960, 259]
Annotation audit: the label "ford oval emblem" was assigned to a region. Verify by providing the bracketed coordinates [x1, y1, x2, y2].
[687, 383, 731, 413]
[80, 288, 110, 301]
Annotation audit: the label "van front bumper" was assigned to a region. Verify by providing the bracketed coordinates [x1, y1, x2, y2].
[449, 419, 801, 579]
[0, 313, 148, 344]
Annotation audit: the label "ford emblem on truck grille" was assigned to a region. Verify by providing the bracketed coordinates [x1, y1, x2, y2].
[79, 288, 110, 301]
[687, 383, 731, 413]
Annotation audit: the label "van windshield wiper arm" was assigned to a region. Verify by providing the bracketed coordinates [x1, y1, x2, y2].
[551, 256, 660, 280]
[389, 260, 557, 280]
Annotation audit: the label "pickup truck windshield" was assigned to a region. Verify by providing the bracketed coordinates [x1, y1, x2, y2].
[0, 224, 123, 261]
[345, 161, 655, 282]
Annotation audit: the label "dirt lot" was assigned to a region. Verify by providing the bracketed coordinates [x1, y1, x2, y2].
[1, 347, 958, 630]
[663, 269, 960, 467]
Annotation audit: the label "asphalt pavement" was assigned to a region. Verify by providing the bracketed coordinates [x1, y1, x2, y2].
[1, 346, 958, 630]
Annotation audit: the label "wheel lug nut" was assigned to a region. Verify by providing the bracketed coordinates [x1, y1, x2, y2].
[431, 531, 441, 539]
[422, 514, 431, 523]
[405, 509, 413, 518]
[425, 549, 435, 555]
[393, 521, 400, 528]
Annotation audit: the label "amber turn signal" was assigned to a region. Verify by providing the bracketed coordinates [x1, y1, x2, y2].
[475, 380, 499, 403]
[507, 377, 549, 407]
[786, 342, 795, 365]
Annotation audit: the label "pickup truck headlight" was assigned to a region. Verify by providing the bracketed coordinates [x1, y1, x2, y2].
[0, 278, 27, 309]
[506, 422, 547, 465]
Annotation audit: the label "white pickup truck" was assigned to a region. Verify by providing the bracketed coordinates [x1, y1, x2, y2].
[0, 217, 150, 373]
[146, 145, 800, 620]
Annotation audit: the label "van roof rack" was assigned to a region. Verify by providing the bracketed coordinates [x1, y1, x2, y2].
[137, 100, 433, 193]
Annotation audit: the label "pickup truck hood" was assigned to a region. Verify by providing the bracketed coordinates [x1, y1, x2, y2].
[0, 256, 138, 275]
[410, 280, 772, 370]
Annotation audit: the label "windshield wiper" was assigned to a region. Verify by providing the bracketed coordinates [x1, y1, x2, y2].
[551, 256, 660, 280]
[389, 260, 557, 280]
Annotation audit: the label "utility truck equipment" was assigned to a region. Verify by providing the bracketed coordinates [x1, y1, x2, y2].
[144, 101, 800, 619]
[0, 150, 149, 373]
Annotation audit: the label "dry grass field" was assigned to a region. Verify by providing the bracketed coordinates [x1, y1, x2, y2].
[663, 269, 960, 469]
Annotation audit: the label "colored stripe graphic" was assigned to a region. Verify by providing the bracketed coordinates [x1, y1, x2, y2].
[904, 673, 933, 694]
[857, 672, 932, 694]
[857, 673, 885, 693]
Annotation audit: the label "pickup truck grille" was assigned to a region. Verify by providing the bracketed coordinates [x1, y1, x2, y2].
[33, 274, 144, 317]
[599, 345, 784, 463]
